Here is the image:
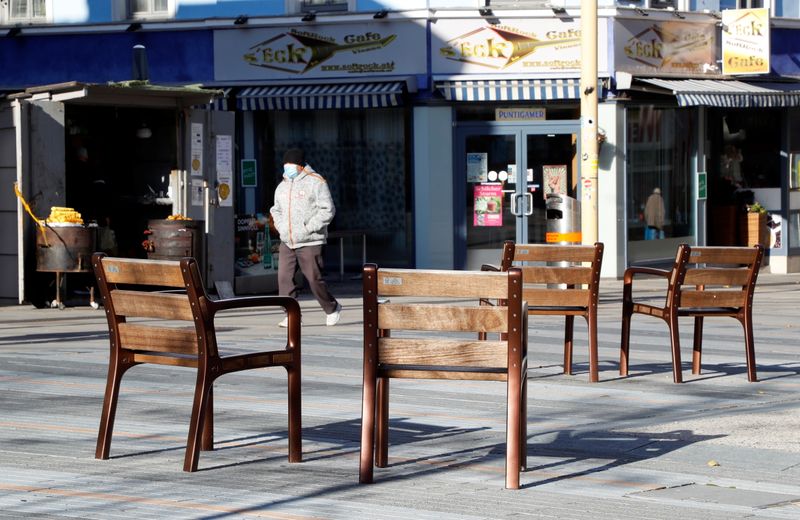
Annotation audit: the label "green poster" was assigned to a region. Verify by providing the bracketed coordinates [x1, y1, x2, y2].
[698, 172, 707, 200]
[241, 159, 257, 188]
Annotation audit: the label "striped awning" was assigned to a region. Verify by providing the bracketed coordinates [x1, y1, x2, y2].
[435, 78, 584, 102]
[638, 78, 800, 108]
[237, 82, 405, 110]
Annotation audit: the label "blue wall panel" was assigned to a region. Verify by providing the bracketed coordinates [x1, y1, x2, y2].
[0, 31, 213, 90]
[771, 29, 800, 77]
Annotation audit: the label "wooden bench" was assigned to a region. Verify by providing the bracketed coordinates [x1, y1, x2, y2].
[620, 244, 764, 383]
[359, 265, 528, 489]
[92, 253, 302, 471]
[482, 241, 604, 382]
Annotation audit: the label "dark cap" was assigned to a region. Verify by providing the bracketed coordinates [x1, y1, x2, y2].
[282, 148, 305, 166]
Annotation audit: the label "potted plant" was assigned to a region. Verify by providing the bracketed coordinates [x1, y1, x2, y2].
[744, 202, 768, 247]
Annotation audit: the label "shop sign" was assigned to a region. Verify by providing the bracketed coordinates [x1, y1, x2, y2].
[474, 184, 503, 227]
[214, 21, 426, 81]
[722, 8, 770, 75]
[241, 159, 257, 188]
[495, 107, 545, 121]
[698, 171, 707, 200]
[614, 18, 716, 75]
[431, 19, 608, 75]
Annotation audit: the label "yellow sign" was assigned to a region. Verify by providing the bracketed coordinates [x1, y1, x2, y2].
[546, 231, 582, 243]
[722, 8, 770, 75]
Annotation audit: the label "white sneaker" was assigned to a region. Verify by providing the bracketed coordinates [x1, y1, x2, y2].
[278, 316, 302, 328]
[326, 303, 342, 326]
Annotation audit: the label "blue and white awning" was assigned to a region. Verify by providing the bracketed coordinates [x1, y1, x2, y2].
[638, 78, 800, 108]
[436, 78, 584, 102]
[237, 82, 405, 110]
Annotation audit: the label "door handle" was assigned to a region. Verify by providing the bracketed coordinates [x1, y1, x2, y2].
[524, 192, 534, 216]
[510, 193, 523, 216]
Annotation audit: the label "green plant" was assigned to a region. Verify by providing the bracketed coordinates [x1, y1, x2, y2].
[747, 202, 767, 214]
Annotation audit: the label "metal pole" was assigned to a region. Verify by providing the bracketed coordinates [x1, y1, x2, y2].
[580, 0, 599, 245]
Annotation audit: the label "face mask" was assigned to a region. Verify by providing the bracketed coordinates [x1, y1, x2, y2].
[283, 164, 300, 179]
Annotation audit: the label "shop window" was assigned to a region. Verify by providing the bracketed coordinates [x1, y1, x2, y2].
[626, 106, 695, 260]
[297, 0, 351, 13]
[129, 0, 172, 18]
[258, 107, 411, 269]
[5, 0, 49, 23]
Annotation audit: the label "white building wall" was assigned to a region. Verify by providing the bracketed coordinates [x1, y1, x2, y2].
[413, 106, 455, 269]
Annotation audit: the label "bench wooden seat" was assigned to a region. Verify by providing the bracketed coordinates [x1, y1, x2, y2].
[359, 265, 528, 489]
[92, 253, 302, 471]
[620, 244, 764, 383]
[482, 241, 604, 382]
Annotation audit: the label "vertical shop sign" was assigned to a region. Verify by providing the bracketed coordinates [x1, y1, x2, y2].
[216, 135, 233, 207]
[543, 164, 568, 197]
[241, 159, 258, 187]
[467, 153, 488, 183]
[698, 172, 707, 200]
[474, 184, 503, 227]
[722, 8, 770, 75]
[191, 123, 203, 176]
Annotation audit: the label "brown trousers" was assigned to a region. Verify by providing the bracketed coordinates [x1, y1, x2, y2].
[278, 243, 338, 314]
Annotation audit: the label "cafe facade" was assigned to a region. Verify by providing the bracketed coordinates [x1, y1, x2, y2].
[3, 6, 800, 303]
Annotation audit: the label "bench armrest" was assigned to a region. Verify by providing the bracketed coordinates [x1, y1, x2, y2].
[209, 295, 300, 315]
[480, 263, 501, 272]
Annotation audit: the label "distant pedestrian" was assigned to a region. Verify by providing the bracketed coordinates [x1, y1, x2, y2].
[270, 148, 341, 327]
[644, 187, 665, 240]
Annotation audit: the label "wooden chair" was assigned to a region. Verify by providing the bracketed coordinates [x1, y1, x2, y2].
[620, 244, 764, 383]
[359, 265, 528, 489]
[92, 253, 302, 471]
[482, 241, 604, 382]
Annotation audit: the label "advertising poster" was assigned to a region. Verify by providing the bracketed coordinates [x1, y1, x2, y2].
[544, 164, 568, 197]
[215, 135, 233, 207]
[722, 8, 770, 75]
[474, 184, 503, 227]
[467, 153, 488, 182]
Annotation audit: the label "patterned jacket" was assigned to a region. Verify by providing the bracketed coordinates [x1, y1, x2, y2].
[270, 165, 336, 249]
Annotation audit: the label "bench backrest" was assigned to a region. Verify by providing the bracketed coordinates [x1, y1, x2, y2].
[92, 253, 213, 362]
[363, 265, 526, 381]
[499, 241, 604, 309]
[675, 245, 764, 309]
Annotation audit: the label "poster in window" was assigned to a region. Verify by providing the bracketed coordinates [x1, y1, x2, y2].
[543, 164, 568, 197]
[791, 153, 800, 190]
[467, 153, 488, 183]
[474, 184, 502, 227]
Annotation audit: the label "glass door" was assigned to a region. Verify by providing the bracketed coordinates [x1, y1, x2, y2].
[456, 122, 579, 270]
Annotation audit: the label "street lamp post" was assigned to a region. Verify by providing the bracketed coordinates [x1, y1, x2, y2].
[580, 0, 598, 245]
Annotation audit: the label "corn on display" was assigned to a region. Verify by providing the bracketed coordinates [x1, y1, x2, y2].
[46, 206, 84, 225]
[166, 214, 193, 221]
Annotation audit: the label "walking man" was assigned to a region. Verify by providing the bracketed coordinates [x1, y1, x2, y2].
[270, 148, 342, 326]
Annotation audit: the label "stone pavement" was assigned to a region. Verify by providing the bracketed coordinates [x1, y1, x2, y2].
[1, 272, 799, 519]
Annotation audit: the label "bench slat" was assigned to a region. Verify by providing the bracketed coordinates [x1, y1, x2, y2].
[679, 289, 747, 308]
[512, 245, 597, 263]
[375, 269, 509, 299]
[687, 247, 759, 265]
[378, 304, 507, 333]
[379, 338, 509, 368]
[118, 323, 198, 354]
[683, 268, 751, 287]
[521, 266, 593, 285]
[99, 257, 186, 287]
[110, 290, 195, 321]
[522, 287, 591, 307]
[132, 352, 199, 368]
[380, 368, 509, 381]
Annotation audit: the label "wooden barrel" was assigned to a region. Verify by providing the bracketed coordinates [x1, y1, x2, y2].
[145, 219, 203, 261]
[36, 225, 95, 272]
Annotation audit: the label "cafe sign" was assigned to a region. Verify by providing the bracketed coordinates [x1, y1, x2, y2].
[615, 18, 716, 75]
[722, 8, 770, 75]
[214, 21, 426, 81]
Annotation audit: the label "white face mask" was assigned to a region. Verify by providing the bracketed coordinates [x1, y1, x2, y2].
[283, 164, 300, 179]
